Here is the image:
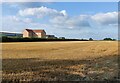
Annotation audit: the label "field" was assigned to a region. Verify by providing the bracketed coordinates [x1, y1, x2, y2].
[2, 41, 119, 81]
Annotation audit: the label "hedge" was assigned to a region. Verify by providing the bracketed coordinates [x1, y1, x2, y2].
[1, 37, 89, 42]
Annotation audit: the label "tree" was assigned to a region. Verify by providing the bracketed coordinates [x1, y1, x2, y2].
[103, 38, 113, 41]
[89, 38, 93, 41]
[112, 39, 116, 41]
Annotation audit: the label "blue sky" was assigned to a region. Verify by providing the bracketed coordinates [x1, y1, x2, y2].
[1, 2, 118, 39]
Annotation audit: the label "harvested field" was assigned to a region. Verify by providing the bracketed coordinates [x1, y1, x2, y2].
[1, 41, 119, 81]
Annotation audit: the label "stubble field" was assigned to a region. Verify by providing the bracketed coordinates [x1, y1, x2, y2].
[1, 41, 119, 81]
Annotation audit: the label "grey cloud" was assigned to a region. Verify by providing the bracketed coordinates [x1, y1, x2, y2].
[50, 15, 90, 29]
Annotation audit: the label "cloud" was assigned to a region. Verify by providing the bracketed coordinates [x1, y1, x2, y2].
[60, 10, 67, 16]
[50, 15, 90, 29]
[7, 16, 32, 23]
[49, 11, 118, 29]
[91, 12, 117, 25]
[0, 0, 2, 4]
[16, 7, 118, 34]
[66, 15, 90, 28]
[18, 6, 117, 29]
[49, 15, 68, 25]
[18, 6, 67, 18]
[22, 18, 32, 23]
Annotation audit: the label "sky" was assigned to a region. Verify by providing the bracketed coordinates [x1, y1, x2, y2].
[1, 2, 118, 39]
[1, 0, 120, 2]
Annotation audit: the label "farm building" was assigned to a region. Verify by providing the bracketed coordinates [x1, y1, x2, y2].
[45, 35, 57, 39]
[23, 29, 46, 38]
[0, 32, 22, 37]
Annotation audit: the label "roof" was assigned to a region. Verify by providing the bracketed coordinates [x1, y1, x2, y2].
[46, 35, 55, 37]
[25, 29, 45, 33]
[33, 30, 45, 33]
[25, 29, 33, 32]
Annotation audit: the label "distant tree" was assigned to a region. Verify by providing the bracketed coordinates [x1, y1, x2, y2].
[113, 39, 116, 41]
[89, 38, 93, 41]
[80, 39, 88, 41]
[103, 38, 113, 41]
[59, 37, 65, 39]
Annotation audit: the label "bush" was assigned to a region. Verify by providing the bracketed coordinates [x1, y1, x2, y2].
[1, 37, 89, 42]
[89, 38, 93, 41]
[103, 38, 116, 41]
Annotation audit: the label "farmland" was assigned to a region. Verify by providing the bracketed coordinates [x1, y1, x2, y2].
[2, 41, 119, 81]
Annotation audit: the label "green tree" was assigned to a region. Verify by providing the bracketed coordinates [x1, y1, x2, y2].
[89, 38, 93, 41]
[103, 38, 113, 41]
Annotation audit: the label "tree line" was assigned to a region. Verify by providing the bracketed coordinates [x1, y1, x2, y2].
[0, 36, 116, 42]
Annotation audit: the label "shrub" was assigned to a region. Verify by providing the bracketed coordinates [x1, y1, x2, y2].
[1, 37, 89, 42]
[103, 38, 116, 41]
[89, 38, 93, 41]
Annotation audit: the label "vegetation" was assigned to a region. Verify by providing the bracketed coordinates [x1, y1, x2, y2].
[1, 36, 89, 42]
[103, 38, 116, 41]
[1, 36, 117, 42]
[89, 38, 93, 41]
[2, 41, 118, 81]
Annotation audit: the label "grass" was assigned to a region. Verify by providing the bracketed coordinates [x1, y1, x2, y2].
[1, 41, 119, 81]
